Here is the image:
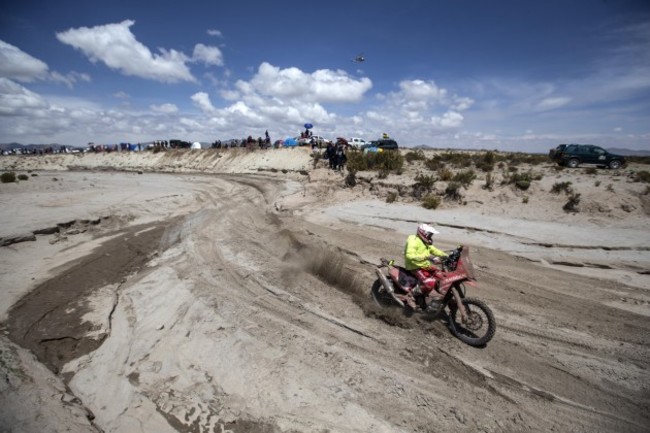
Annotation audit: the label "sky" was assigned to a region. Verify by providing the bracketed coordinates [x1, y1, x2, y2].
[0, 0, 649, 153]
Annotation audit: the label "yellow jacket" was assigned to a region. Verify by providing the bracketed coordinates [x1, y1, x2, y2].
[404, 234, 447, 270]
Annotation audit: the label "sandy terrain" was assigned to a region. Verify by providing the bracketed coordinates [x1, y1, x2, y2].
[0, 148, 649, 433]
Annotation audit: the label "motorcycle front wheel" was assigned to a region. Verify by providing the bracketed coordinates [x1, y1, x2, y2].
[448, 297, 496, 347]
[370, 279, 400, 308]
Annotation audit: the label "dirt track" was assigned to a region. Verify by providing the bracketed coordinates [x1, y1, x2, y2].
[1, 166, 648, 433]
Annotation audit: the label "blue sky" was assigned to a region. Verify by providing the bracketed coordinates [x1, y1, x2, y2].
[1, 0, 648, 152]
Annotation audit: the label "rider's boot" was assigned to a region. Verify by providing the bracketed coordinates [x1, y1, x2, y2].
[400, 283, 418, 310]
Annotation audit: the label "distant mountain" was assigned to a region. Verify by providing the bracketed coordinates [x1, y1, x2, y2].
[606, 148, 650, 157]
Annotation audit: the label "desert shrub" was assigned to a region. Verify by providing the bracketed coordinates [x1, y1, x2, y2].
[585, 167, 597, 175]
[424, 156, 444, 171]
[633, 170, 650, 183]
[522, 196, 529, 204]
[422, 195, 441, 209]
[346, 152, 368, 171]
[17, 174, 29, 181]
[31, 173, 38, 177]
[438, 167, 453, 181]
[1, 172, 16, 183]
[551, 181, 573, 194]
[412, 172, 436, 199]
[452, 170, 476, 189]
[373, 151, 404, 171]
[386, 191, 398, 203]
[484, 172, 494, 190]
[347, 150, 404, 172]
[606, 184, 614, 192]
[507, 172, 533, 190]
[404, 150, 426, 163]
[508, 152, 547, 166]
[439, 151, 473, 168]
[497, 161, 506, 169]
[643, 186, 650, 195]
[377, 169, 389, 179]
[595, 180, 601, 187]
[345, 169, 357, 187]
[445, 182, 463, 201]
[414, 173, 436, 190]
[628, 156, 650, 165]
[475, 151, 496, 172]
[563, 192, 581, 213]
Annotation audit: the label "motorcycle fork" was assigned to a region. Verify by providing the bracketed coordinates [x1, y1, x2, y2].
[450, 284, 468, 323]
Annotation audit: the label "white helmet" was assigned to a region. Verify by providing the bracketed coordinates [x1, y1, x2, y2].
[417, 223, 440, 245]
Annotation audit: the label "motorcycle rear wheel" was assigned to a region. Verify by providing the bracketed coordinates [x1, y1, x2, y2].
[370, 279, 400, 308]
[448, 297, 496, 347]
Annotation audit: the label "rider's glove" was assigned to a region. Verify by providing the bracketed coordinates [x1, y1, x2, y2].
[428, 255, 441, 264]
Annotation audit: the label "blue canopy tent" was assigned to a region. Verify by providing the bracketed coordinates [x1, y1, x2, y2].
[283, 137, 298, 147]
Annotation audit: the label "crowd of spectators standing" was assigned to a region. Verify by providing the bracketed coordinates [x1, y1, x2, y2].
[2, 130, 359, 172]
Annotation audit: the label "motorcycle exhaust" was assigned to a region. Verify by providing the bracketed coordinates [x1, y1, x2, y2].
[375, 267, 405, 307]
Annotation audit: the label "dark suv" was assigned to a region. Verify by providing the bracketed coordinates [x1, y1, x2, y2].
[549, 144, 625, 169]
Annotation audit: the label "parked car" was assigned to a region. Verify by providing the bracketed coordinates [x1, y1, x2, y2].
[298, 135, 328, 147]
[362, 138, 399, 152]
[347, 137, 367, 149]
[549, 144, 625, 169]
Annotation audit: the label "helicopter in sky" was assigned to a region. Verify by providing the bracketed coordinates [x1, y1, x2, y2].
[351, 53, 365, 63]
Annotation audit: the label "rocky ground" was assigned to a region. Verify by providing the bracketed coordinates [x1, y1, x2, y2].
[0, 148, 649, 433]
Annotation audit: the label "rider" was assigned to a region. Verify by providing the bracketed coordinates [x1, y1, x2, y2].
[404, 224, 448, 302]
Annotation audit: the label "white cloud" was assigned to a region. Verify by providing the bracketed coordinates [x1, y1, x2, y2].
[56, 20, 195, 83]
[249, 62, 372, 102]
[0, 40, 49, 82]
[207, 29, 223, 37]
[150, 103, 178, 113]
[536, 96, 571, 111]
[113, 91, 130, 99]
[191, 92, 216, 113]
[0, 78, 49, 115]
[399, 79, 447, 102]
[192, 44, 223, 66]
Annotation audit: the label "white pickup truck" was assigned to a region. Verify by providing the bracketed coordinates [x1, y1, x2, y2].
[347, 137, 367, 149]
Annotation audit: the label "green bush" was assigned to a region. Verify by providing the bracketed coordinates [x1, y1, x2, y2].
[17, 174, 29, 181]
[475, 151, 496, 172]
[484, 172, 494, 190]
[346, 150, 404, 172]
[1, 172, 16, 183]
[386, 191, 398, 203]
[424, 156, 443, 171]
[633, 170, 650, 183]
[445, 182, 463, 201]
[507, 172, 533, 190]
[551, 181, 573, 194]
[345, 169, 357, 187]
[563, 192, 581, 213]
[404, 150, 426, 163]
[438, 167, 453, 181]
[422, 195, 441, 209]
[452, 170, 476, 189]
[439, 151, 473, 168]
[412, 173, 436, 199]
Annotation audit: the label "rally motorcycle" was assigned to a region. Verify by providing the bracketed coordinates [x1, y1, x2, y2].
[371, 246, 496, 347]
